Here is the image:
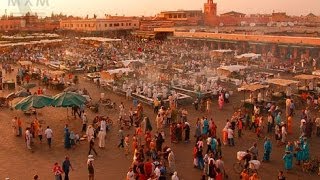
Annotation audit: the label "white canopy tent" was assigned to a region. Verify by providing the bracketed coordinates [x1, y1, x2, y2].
[235, 53, 261, 60]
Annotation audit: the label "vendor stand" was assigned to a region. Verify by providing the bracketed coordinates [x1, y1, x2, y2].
[266, 78, 299, 106]
[2, 80, 15, 90]
[238, 83, 269, 112]
[294, 74, 319, 93]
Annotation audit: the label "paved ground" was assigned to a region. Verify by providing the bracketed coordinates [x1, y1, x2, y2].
[0, 67, 320, 180]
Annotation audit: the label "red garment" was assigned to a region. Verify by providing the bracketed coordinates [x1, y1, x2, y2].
[216, 173, 223, 180]
[144, 162, 153, 177]
[193, 147, 198, 158]
[138, 173, 147, 180]
[37, 89, 43, 95]
[53, 165, 63, 175]
[238, 120, 243, 130]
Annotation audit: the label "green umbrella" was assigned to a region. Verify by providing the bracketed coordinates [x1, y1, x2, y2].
[14, 94, 53, 111]
[51, 92, 87, 107]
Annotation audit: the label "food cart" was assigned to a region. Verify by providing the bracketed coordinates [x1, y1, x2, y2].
[238, 83, 269, 112]
[293, 74, 319, 93]
[266, 78, 299, 106]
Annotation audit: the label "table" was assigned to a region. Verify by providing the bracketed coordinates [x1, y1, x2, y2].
[2, 81, 15, 90]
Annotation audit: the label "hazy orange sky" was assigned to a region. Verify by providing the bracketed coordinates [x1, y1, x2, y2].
[0, 0, 319, 17]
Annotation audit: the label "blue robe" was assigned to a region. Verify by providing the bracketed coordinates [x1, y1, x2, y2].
[64, 129, 71, 149]
[210, 138, 217, 152]
[302, 142, 310, 161]
[263, 140, 272, 161]
[202, 119, 209, 135]
[283, 153, 293, 170]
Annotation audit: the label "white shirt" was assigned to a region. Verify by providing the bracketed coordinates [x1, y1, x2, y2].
[154, 167, 161, 178]
[227, 128, 234, 138]
[44, 128, 53, 138]
[100, 120, 106, 132]
[126, 170, 135, 180]
[206, 137, 212, 145]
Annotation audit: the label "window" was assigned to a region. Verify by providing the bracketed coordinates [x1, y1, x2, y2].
[129, 23, 131, 26]
[81, 24, 83, 27]
[105, 24, 108, 27]
[133, 24, 136, 26]
[121, 23, 124, 26]
[173, 15, 177, 18]
[169, 14, 172, 18]
[70, 24, 73, 28]
[110, 24, 113, 27]
[178, 14, 181, 18]
[114, 23, 119, 27]
[85, 24, 87, 27]
[183, 14, 187, 18]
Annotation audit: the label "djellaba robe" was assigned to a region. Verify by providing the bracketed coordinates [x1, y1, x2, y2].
[202, 119, 209, 135]
[64, 129, 71, 149]
[283, 153, 293, 170]
[263, 140, 272, 161]
[302, 141, 310, 161]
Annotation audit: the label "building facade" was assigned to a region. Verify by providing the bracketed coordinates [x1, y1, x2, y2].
[0, 19, 22, 31]
[158, 10, 203, 26]
[60, 18, 139, 32]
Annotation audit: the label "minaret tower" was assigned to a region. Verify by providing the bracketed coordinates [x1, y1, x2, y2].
[204, 0, 218, 26]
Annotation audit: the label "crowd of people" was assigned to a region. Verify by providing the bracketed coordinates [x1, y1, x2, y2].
[1, 35, 320, 180]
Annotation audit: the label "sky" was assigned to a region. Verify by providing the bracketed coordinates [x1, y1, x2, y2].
[0, 0, 319, 17]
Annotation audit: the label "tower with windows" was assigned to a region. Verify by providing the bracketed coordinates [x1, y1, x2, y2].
[204, 0, 218, 26]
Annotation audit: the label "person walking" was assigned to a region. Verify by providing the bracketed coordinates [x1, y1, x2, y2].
[11, 117, 17, 136]
[64, 128, 71, 149]
[118, 127, 125, 148]
[62, 156, 73, 180]
[52, 162, 63, 180]
[17, 117, 22, 136]
[168, 149, 176, 174]
[263, 138, 272, 162]
[87, 155, 95, 180]
[88, 138, 98, 156]
[249, 143, 259, 160]
[81, 113, 88, 133]
[44, 126, 53, 148]
[282, 151, 293, 172]
[227, 127, 235, 146]
[25, 128, 32, 150]
[97, 130, 106, 148]
[38, 125, 43, 143]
